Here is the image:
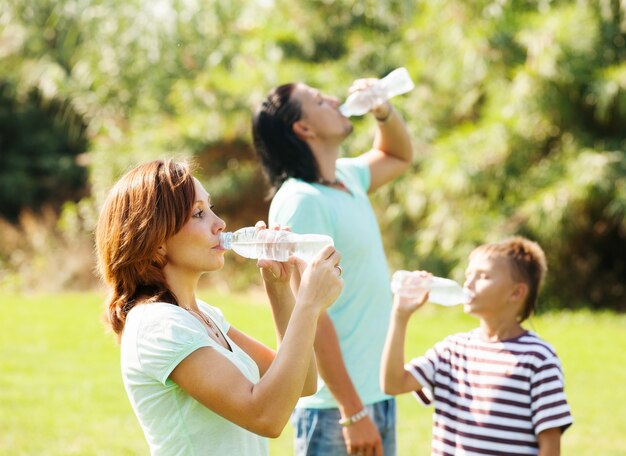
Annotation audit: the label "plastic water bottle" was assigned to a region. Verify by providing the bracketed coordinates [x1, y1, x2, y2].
[219, 227, 334, 263]
[339, 67, 415, 117]
[391, 270, 470, 306]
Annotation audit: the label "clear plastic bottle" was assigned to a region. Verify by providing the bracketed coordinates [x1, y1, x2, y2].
[339, 67, 415, 117]
[219, 227, 334, 263]
[391, 270, 470, 306]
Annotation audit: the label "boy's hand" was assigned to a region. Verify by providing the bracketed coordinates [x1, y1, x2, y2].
[392, 270, 431, 317]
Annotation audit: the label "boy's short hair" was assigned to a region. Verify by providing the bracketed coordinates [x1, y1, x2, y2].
[471, 236, 547, 322]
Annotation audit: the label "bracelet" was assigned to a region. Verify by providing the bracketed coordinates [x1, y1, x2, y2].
[375, 104, 393, 123]
[338, 408, 369, 427]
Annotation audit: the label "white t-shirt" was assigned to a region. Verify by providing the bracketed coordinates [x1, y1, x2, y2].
[120, 300, 268, 456]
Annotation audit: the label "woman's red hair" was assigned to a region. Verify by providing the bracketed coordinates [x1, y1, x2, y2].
[95, 159, 195, 340]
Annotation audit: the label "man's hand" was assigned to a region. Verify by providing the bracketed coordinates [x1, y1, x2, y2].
[342, 415, 383, 456]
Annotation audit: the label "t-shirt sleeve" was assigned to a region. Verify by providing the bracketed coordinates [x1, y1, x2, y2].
[337, 157, 371, 193]
[530, 355, 573, 435]
[135, 307, 213, 385]
[270, 190, 334, 237]
[405, 339, 447, 407]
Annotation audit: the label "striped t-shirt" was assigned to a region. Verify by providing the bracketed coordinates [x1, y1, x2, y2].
[406, 329, 572, 456]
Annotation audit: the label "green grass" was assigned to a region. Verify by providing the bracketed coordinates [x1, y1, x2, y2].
[1, 291, 625, 455]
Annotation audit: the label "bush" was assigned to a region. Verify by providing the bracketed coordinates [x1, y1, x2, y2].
[0, 82, 89, 222]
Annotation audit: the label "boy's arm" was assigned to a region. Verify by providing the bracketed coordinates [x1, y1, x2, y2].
[380, 304, 423, 395]
[537, 427, 561, 456]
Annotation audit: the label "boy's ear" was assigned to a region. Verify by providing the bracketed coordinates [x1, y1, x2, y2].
[292, 120, 313, 140]
[512, 282, 529, 302]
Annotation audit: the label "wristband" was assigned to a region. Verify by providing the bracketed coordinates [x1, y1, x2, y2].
[375, 104, 393, 123]
[338, 408, 369, 427]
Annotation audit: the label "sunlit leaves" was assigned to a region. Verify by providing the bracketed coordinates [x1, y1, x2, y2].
[2, 0, 625, 307]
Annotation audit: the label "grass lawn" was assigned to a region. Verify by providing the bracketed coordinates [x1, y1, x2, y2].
[1, 291, 625, 455]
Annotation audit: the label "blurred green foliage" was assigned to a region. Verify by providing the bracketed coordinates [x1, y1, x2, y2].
[0, 0, 624, 310]
[0, 82, 88, 221]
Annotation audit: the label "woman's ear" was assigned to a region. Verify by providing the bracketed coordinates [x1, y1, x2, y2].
[292, 120, 313, 140]
[157, 245, 166, 256]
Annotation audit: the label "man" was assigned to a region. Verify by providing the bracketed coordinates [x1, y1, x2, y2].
[252, 77, 413, 456]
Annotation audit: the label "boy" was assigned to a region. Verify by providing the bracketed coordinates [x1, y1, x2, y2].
[381, 237, 572, 455]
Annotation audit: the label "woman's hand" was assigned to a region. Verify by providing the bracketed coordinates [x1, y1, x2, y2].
[297, 245, 344, 314]
[254, 221, 305, 284]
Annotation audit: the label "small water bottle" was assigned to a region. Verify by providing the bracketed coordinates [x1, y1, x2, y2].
[339, 67, 415, 117]
[391, 270, 470, 306]
[219, 227, 334, 263]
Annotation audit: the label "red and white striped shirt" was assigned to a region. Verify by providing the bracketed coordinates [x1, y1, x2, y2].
[406, 329, 572, 456]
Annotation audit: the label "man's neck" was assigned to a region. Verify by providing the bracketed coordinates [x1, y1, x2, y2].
[310, 142, 341, 183]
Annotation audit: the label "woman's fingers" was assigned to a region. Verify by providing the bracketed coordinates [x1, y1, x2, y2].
[318, 245, 340, 262]
[255, 220, 290, 232]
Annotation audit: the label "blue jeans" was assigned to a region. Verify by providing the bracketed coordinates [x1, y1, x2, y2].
[291, 398, 396, 456]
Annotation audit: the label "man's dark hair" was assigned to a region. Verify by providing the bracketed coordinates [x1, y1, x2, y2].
[252, 83, 321, 194]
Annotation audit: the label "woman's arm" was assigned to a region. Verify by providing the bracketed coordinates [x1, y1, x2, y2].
[170, 304, 319, 437]
[169, 246, 342, 437]
[226, 326, 275, 376]
[229, 223, 316, 393]
[260, 273, 318, 396]
[227, 319, 317, 396]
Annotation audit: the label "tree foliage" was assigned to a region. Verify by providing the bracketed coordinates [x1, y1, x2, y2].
[377, 0, 626, 310]
[0, 82, 88, 221]
[1, 0, 624, 309]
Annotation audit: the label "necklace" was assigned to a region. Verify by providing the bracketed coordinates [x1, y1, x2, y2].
[317, 177, 341, 186]
[318, 176, 351, 194]
[187, 308, 221, 339]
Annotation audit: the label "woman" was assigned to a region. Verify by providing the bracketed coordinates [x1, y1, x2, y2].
[95, 159, 343, 455]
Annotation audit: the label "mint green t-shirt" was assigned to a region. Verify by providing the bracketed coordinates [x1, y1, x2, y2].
[120, 300, 268, 456]
[269, 157, 392, 409]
